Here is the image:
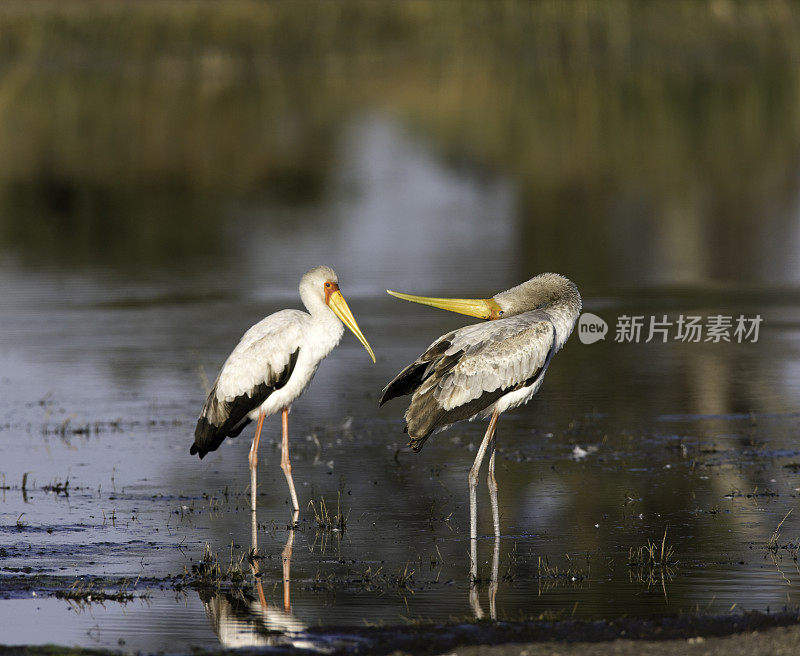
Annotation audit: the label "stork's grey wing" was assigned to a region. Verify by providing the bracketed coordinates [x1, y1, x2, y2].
[404, 311, 556, 449]
[191, 310, 306, 458]
[432, 312, 555, 411]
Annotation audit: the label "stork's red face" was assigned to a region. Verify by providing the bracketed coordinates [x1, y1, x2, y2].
[323, 281, 340, 305]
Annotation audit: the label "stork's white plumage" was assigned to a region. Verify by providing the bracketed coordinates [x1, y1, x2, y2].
[192, 265, 375, 513]
[379, 273, 581, 579]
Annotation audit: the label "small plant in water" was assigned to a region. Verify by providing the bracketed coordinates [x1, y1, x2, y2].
[535, 555, 587, 586]
[765, 509, 800, 562]
[55, 579, 143, 607]
[191, 543, 248, 587]
[628, 527, 676, 597]
[308, 494, 348, 534]
[628, 528, 675, 568]
[766, 509, 793, 554]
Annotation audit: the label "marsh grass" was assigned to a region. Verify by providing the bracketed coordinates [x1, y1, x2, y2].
[190, 542, 248, 588]
[628, 528, 676, 595]
[309, 563, 416, 594]
[536, 555, 587, 584]
[767, 509, 793, 552]
[628, 528, 675, 569]
[766, 509, 800, 561]
[308, 494, 348, 534]
[54, 578, 146, 607]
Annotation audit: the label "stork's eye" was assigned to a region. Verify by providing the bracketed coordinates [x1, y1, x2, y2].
[325, 282, 332, 288]
[498, 310, 505, 317]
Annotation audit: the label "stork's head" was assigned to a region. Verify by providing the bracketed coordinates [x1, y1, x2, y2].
[386, 272, 581, 320]
[300, 266, 376, 362]
[495, 273, 581, 317]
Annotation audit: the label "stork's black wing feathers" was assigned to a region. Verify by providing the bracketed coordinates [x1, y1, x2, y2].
[378, 335, 454, 406]
[191, 347, 299, 459]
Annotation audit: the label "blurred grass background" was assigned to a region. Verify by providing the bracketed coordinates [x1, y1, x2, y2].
[1, 0, 800, 280]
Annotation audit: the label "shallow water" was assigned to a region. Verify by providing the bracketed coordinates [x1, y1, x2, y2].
[3, 5, 800, 648]
[3, 247, 800, 650]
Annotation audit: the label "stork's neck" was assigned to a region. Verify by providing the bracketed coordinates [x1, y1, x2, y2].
[545, 295, 581, 350]
[300, 289, 331, 318]
[496, 274, 582, 350]
[298, 278, 339, 319]
[299, 290, 345, 359]
[300, 288, 344, 330]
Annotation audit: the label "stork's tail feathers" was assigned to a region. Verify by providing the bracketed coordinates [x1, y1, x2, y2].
[191, 417, 219, 459]
[408, 435, 430, 452]
[406, 423, 432, 453]
[191, 414, 251, 459]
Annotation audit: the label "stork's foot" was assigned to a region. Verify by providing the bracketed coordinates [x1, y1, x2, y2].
[288, 509, 299, 529]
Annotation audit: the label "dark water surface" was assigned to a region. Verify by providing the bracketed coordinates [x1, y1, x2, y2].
[3, 2, 800, 651]
[3, 193, 800, 649]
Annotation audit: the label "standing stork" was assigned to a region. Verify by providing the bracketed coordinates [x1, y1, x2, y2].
[379, 273, 581, 577]
[191, 265, 375, 513]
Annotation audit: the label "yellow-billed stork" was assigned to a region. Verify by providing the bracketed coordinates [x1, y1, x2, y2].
[191, 265, 375, 513]
[379, 273, 581, 578]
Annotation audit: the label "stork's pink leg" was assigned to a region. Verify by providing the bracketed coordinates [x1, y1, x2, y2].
[487, 434, 500, 538]
[248, 411, 265, 512]
[280, 408, 300, 512]
[468, 409, 500, 582]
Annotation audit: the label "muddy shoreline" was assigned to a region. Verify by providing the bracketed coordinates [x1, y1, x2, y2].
[2, 611, 800, 655]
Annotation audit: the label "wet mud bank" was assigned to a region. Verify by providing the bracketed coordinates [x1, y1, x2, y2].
[3, 611, 800, 656]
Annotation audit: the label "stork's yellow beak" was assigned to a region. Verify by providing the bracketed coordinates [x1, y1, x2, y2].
[327, 290, 376, 362]
[386, 290, 503, 320]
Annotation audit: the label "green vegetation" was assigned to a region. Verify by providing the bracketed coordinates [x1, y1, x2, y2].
[1, 0, 798, 189]
[1, 1, 799, 266]
[628, 528, 675, 568]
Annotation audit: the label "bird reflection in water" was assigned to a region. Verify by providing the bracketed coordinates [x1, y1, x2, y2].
[469, 535, 500, 620]
[198, 510, 324, 650]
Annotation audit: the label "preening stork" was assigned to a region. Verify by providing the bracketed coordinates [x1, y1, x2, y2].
[379, 273, 581, 575]
[191, 266, 375, 513]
